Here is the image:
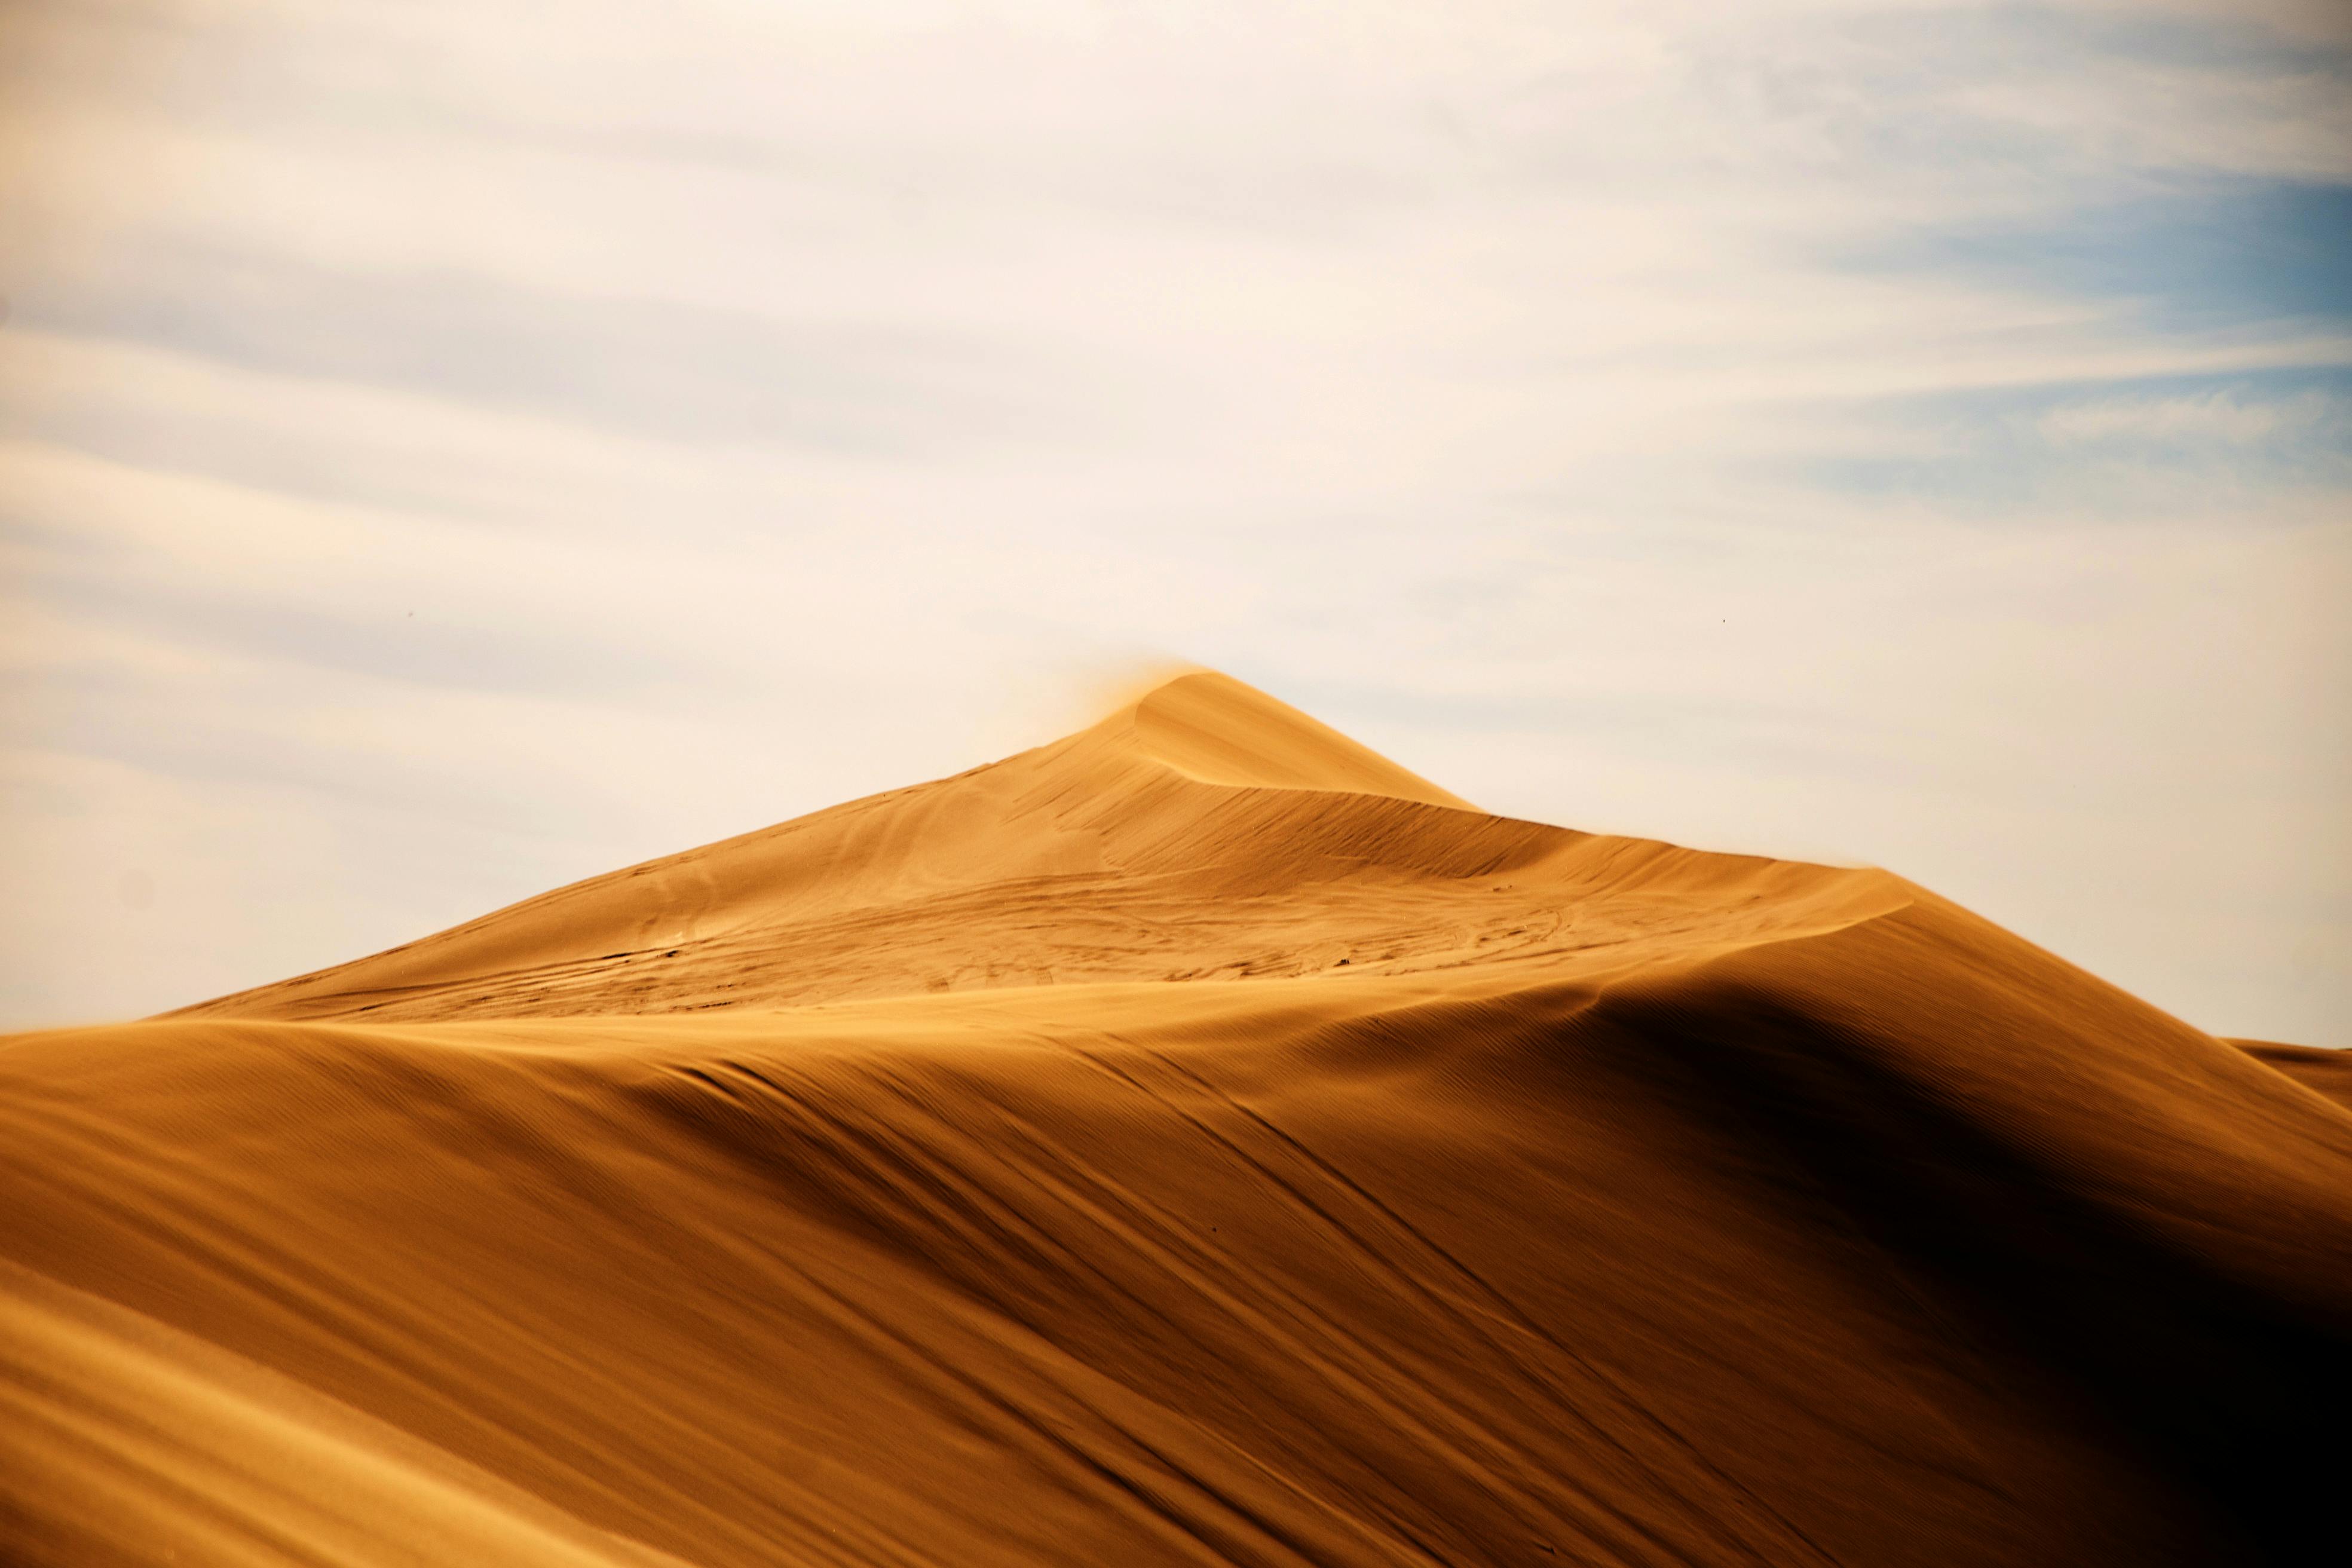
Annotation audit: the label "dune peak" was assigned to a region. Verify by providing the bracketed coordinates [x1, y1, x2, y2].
[1114, 669, 1475, 811]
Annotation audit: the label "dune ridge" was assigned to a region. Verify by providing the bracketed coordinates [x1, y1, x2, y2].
[5, 670, 2347, 1566]
[170, 673, 1904, 1024]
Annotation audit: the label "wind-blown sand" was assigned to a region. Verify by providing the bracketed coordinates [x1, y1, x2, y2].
[4, 672, 2346, 1566]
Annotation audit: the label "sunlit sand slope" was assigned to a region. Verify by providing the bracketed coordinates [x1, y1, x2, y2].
[5, 672, 2348, 1566]
[172, 672, 1904, 1023]
[0, 1260, 697, 1568]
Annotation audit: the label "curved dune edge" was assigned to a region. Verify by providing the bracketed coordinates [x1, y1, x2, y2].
[0, 1258, 703, 1568]
[2231, 1038, 2352, 1111]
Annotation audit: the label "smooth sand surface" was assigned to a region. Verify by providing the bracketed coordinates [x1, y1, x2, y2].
[5, 672, 2347, 1565]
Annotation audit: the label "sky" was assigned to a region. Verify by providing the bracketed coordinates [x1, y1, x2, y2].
[1, 0, 2347, 1043]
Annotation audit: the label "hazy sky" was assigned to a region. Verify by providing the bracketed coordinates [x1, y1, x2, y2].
[2, 0, 2347, 1042]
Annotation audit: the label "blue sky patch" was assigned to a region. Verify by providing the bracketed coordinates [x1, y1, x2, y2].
[1808, 362, 2352, 511]
[1853, 177, 2352, 332]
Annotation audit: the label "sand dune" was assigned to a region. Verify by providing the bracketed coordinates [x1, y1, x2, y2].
[170, 673, 1906, 1022]
[5, 672, 2347, 1565]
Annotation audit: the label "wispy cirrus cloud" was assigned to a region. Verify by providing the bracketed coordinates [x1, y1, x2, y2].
[10, 237, 1086, 451]
[2036, 382, 2347, 445]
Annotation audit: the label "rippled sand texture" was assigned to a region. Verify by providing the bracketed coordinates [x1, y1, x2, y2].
[5, 672, 2347, 1566]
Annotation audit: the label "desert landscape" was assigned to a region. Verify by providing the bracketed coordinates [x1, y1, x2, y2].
[2, 669, 2345, 1566]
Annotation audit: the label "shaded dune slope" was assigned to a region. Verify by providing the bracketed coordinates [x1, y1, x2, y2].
[5, 672, 2347, 1566]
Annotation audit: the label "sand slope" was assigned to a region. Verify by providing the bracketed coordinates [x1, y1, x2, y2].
[169, 673, 1903, 1023]
[5, 672, 2347, 1565]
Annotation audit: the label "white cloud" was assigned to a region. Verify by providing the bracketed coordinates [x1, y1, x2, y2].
[2036, 387, 2343, 445]
[2, 0, 2347, 1040]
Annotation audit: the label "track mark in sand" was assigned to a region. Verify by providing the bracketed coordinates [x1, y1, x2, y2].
[1051, 1033, 1714, 1568]
[1107, 1024, 1845, 1568]
[659, 1058, 1418, 1568]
